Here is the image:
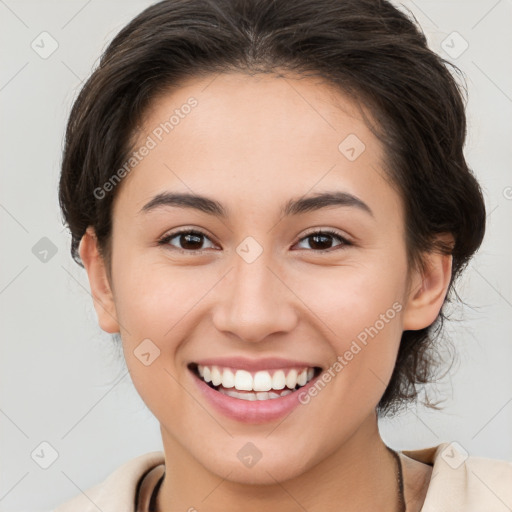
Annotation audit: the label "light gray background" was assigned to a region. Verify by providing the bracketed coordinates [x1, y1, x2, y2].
[1, 1, 511, 510]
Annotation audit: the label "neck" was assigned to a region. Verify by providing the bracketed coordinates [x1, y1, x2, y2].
[156, 411, 400, 512]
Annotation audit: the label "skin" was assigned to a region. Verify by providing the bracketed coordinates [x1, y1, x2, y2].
[80, 72, 452, 512]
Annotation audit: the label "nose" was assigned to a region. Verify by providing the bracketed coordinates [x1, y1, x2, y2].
[211, 249, 299, 343]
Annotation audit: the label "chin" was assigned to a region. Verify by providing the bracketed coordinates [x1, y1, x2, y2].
[201, 449, 315, 486]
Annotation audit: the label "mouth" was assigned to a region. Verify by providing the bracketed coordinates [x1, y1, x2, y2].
[187, 362, 323, 401]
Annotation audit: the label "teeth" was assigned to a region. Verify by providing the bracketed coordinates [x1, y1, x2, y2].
[272, 370, 286, 390]
[297, 369, 307, 386]
[253, 371, 272, 391]
[285, 369, 298, 389]
[217, 388, 294, 401]
[211, 367, 222, 386]
[234, 369, 253, 391]
[196, 365, 317, 393]
[218, 388, 255, 400]
[221, 368, 235, 388]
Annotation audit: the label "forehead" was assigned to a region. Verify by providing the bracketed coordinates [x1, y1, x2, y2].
[114, 72, 401, 222]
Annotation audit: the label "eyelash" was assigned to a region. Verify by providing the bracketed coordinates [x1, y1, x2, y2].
[157, 228, 353, 254]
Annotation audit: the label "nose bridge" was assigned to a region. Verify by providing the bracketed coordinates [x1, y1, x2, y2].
[212, 242, 297, 342]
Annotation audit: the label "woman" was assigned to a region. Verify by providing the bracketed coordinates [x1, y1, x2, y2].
[54, 0, 512, 510]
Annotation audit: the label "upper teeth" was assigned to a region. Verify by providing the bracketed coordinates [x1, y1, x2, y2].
[198, 365, 316, 392]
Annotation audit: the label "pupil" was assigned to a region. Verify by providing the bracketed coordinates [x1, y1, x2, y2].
[182, 233, 202, 250]
[310, 234, 331, 250]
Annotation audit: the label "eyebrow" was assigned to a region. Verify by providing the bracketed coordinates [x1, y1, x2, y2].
[140, 190, 374, 218]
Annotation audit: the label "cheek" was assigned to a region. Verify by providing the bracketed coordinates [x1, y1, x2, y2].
[293, 264, 406, 395]
[292, 262, 406, 334]
[112, 264, 197, 418]
[111, 261, 219, 406]
[112, 259, 213, 341]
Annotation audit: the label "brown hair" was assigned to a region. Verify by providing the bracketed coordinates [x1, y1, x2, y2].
[59, 0, 486, 414]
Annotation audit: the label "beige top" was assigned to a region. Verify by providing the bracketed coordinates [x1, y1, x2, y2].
[52, 442, 512, 511]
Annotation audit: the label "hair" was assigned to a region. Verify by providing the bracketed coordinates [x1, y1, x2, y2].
[59, 0, 486, 415]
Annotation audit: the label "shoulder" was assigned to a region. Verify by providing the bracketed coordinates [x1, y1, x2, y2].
[402, 442, 512, 511]
[52, 451, 165, 512]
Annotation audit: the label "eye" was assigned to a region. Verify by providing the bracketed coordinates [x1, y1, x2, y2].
[158, 228, 352, 254]
[158, 229, 217, 253]
[294, 230, 352, 252]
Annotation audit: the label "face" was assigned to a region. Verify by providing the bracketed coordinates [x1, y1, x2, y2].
[84, 72, 446, 484]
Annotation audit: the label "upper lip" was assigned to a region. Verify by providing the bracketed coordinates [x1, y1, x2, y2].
[190, 357, 322, 372]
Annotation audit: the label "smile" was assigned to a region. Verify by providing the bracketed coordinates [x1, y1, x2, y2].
[188, 363, 322, 401]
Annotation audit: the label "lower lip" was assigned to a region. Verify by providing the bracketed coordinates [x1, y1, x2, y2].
[190, 368, 320, 424]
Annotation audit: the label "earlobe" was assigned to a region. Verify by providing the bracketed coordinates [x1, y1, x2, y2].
[79, 227, 120, 333]
[402, 239, 454, 331]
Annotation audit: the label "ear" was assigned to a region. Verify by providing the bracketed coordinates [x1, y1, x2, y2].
[402, 234, 454, 331]
[79, 227, 120, 333]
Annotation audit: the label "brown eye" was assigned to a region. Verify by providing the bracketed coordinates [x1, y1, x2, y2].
[295, 230, 351, 252]
[159, 230, 216, 252]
